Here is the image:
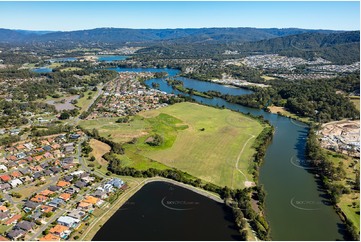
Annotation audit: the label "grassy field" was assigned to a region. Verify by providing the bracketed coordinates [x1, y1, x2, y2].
[325, 150, 360, 232]
[81, 102, 265, 188]
[76, 90, 97, 113]
[261, 75, 276, 81]
[350, 96, 360, 111]
[60, 67, 83, 72]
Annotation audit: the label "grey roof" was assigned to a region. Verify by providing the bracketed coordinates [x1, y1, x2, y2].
[24, 201, 39, 209]
[48, 198, 65, 207]
[15, 221, 35, 231]
[74, 181, 86, 188]
[43, 145, 52, 151]
[0, 211, 9, 220]
[7, 229, 25, 239]
[63, 175, 73, 182]
[48, 185, 61, 192]
[50, 167, 61, 173]
[0, 183, 11, 190]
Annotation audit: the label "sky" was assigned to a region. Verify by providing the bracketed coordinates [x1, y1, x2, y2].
[0, 1, 359, 31]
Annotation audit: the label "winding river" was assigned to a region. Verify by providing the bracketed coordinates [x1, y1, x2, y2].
[105, 67, 346, 240]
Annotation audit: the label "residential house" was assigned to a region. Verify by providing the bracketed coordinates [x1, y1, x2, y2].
[43, 152, 53, 159]
[49, 224, 70, 238]
[0, 174, 11, 183]
[10, 171, 22, 178]
[40, 205, 54, 214]
[50, 167, 61, 174]
[39, 233, 60, 241]
[107, 178, 124, 188]
[67, 209, 86, 221]
[0, 206, 8, 212]
[31, 194, 48, 203]
[92, 190, 108, 200]
[51, 144, 61, 150]
[48, 198, 65, 208]
[57, 216, 79, 228]
[4, 214, 22, 225]
[63, 175, 73, 182]
[56, 181, 70, 188]
[82, 196, 103, 207]
[23, 201, 40, 212]
[43, 146, 52, 152]
[0, 211, 10, 221]
[77, 202, 92, 211]
[33, 155, 43, 163]
[9, 178, 22, 188]
[63, 187, 79, 195]
[0, 165, 8, 172]
[0, 184, 11, 191]
[48, 185, 61, 192]
[6, 229, 25, 240]
[39, 190, 54, 197]
[74, 181, 87, 189]
[0, 235, 9, 241]
[32, 172, 43, 180]
[59, 193, 71, 202]
[15, 221, 35, 232]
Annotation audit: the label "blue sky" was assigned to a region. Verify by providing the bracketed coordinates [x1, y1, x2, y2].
[0, 1, 359, 31]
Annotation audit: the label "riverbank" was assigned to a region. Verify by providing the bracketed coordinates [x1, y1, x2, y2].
[81, 177, 224, 241]
[267, 105, 313, 125]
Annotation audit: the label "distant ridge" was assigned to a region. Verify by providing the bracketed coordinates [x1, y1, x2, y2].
[0, 27, 346, 44]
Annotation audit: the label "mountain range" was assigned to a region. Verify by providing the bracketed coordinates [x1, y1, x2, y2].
[0, 27, 359, 64]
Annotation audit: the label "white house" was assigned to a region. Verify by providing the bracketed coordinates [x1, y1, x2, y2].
[10, 178, 23, 188]
[57, 216, 80, 228]
[0, 165, 8, 172]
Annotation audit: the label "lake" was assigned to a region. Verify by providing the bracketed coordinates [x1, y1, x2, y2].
[93, 181, 241, 241]
[97, 55, 128, 62]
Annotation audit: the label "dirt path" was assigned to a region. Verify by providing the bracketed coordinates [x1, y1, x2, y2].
[235, 134, 256, 188]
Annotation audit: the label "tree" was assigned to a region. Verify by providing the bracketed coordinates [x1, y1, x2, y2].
[59, 112, 70, 120]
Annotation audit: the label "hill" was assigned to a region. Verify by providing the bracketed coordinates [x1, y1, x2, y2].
[0, 27, 342, 44]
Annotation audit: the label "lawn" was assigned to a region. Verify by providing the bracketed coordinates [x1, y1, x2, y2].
[136, 103, 264, 188]
[76, 90, 97, 113]
[350, 96, 360, 111]
[80, 117, 151, 144]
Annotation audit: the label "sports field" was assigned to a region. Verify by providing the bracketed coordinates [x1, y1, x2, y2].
[80, 102, 265, 189]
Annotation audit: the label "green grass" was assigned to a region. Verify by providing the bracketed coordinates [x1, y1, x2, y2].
[137, 103, 264, 188]
[80, 102, 265, 189]
[0, 224, 11, 234]
[76, 91, 97, 113]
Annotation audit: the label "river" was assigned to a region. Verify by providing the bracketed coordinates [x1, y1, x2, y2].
[99, 67, 346, 240]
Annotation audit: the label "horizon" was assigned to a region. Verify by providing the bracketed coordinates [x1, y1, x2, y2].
[0, 1, 359, 31]
[6, 26, 360, 32]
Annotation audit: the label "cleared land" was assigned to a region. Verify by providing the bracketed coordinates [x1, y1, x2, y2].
[80, 102, 265, 189]
[89, 138, 111, 166]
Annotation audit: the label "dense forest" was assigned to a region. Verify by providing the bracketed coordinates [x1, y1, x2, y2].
[211, 74, 360, 122]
